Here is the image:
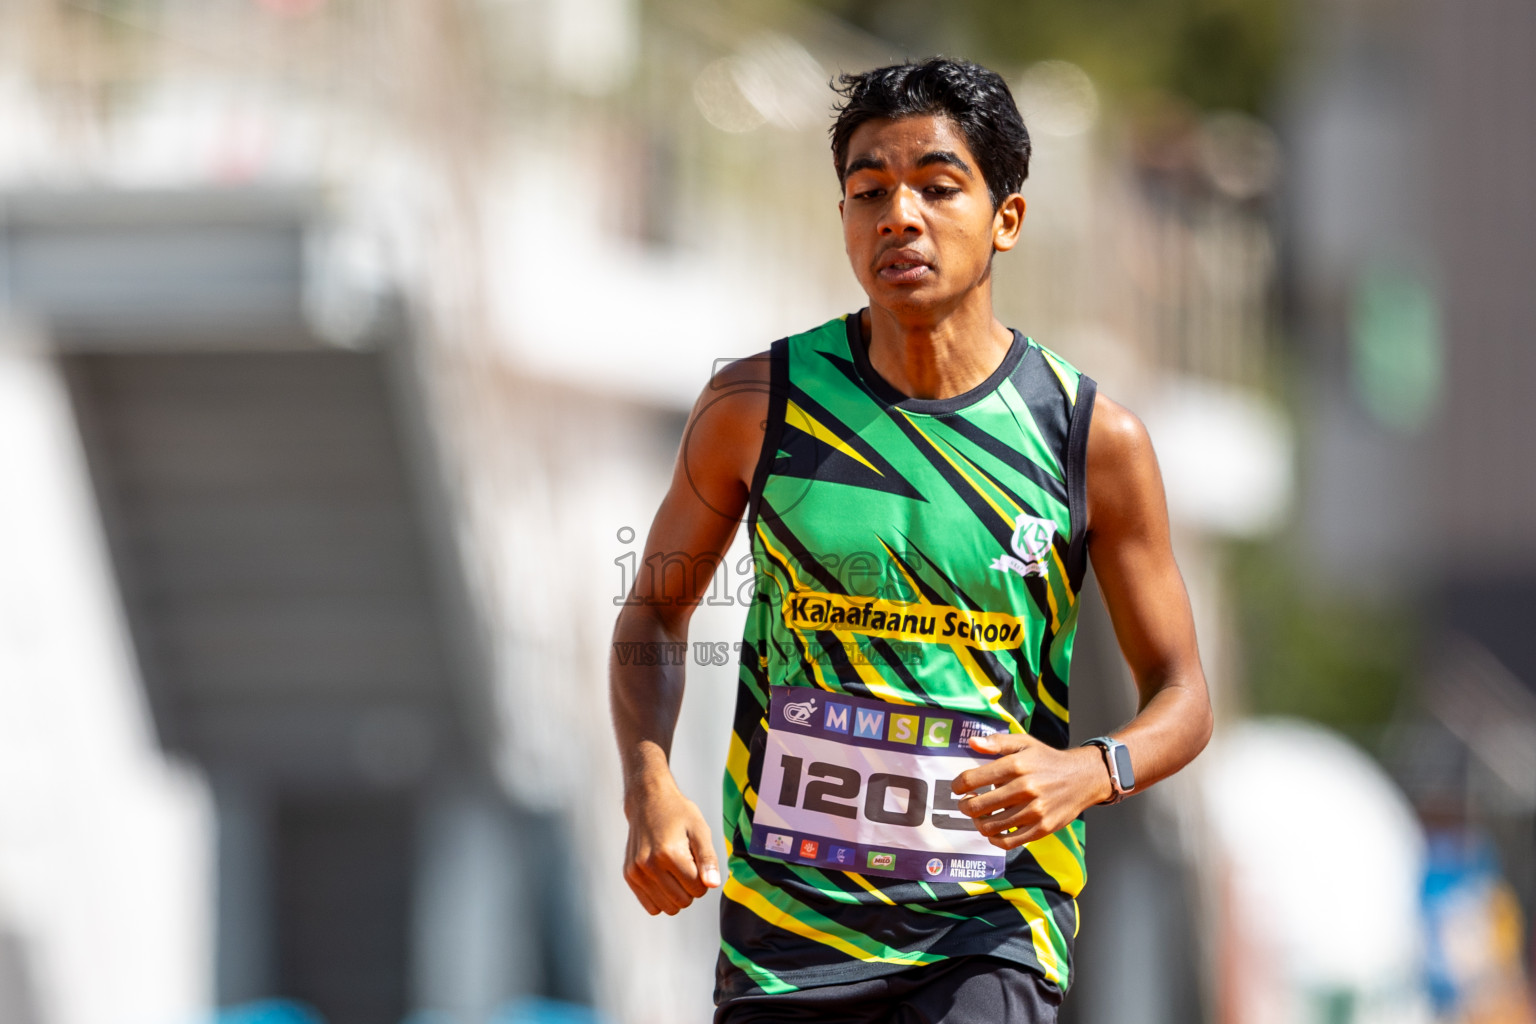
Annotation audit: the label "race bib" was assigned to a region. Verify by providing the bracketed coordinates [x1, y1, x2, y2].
[749, 686, 1009, 882]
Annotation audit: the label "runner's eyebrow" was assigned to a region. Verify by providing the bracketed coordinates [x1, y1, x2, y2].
[916, 150, 973, 177]
[843, 151, 974, 179]
[844, 155, 886, 177]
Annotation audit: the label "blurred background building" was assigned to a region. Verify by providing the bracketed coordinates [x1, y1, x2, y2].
[0, 0, 1530, 1022]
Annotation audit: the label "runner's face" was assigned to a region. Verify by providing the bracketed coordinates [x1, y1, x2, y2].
[839, 114, 1022, 315]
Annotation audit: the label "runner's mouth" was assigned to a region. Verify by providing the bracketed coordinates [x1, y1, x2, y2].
[876, 254, 934, 282]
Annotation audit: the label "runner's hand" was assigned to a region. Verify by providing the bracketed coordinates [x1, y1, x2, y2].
[623, 780, 722, 915]
[950, 734, 1112, 850]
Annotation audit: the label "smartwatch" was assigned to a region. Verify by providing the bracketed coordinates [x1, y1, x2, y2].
[1082, 736, 1135, 805]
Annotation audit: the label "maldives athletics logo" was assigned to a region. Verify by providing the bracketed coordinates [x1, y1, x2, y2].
[990, 513, 1055, 579]
[783, 696, 818, 726]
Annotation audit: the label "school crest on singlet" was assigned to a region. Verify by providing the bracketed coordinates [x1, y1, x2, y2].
[991, 512, 1057, 579]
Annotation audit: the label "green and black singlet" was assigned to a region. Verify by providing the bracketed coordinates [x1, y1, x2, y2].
[716, 311, 1099, 1002]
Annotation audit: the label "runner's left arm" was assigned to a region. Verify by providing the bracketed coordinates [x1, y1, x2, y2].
[950, 395, 1213, 849]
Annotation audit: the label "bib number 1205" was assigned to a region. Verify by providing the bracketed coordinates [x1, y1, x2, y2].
[775, 755, 976, 831]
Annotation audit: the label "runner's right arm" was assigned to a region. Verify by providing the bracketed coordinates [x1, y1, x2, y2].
[611, 355, 769, 915]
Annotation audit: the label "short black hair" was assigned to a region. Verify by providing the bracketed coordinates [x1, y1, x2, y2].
[830, 58, 1031, 210]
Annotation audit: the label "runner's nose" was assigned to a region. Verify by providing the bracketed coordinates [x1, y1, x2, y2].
[879, 184, 923, 236]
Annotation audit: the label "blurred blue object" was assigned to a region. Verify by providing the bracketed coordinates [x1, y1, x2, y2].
[1420, 828, 1529, 1015]
[213, 1002, 326, 1024]
[491, 997, 607, 1024]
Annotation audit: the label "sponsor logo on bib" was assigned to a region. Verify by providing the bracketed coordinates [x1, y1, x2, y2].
[867, 851, 896, 871]
[949, 857, 992, 879]
[784, 697, 818, 726]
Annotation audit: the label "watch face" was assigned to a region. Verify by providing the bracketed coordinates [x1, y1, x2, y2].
[1111, 744, 1135, 790]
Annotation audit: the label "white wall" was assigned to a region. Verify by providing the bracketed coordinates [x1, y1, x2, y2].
[0, 334, 213, 1024]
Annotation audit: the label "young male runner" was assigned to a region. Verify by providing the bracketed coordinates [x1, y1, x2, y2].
[610, 58, 1212, 1022]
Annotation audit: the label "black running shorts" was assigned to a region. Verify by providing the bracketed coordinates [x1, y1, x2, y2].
[714, 956, 1062, 1024]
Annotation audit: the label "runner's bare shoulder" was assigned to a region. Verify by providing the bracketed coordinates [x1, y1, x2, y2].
[683, 352, 773, 497]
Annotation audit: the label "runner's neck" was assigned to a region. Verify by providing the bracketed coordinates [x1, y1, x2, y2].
[859, 306, 1015, 401]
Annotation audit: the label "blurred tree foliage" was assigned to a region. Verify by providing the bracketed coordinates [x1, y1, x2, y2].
[800, 0, 1292, 115]
[1228, 540, 1419, 751]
